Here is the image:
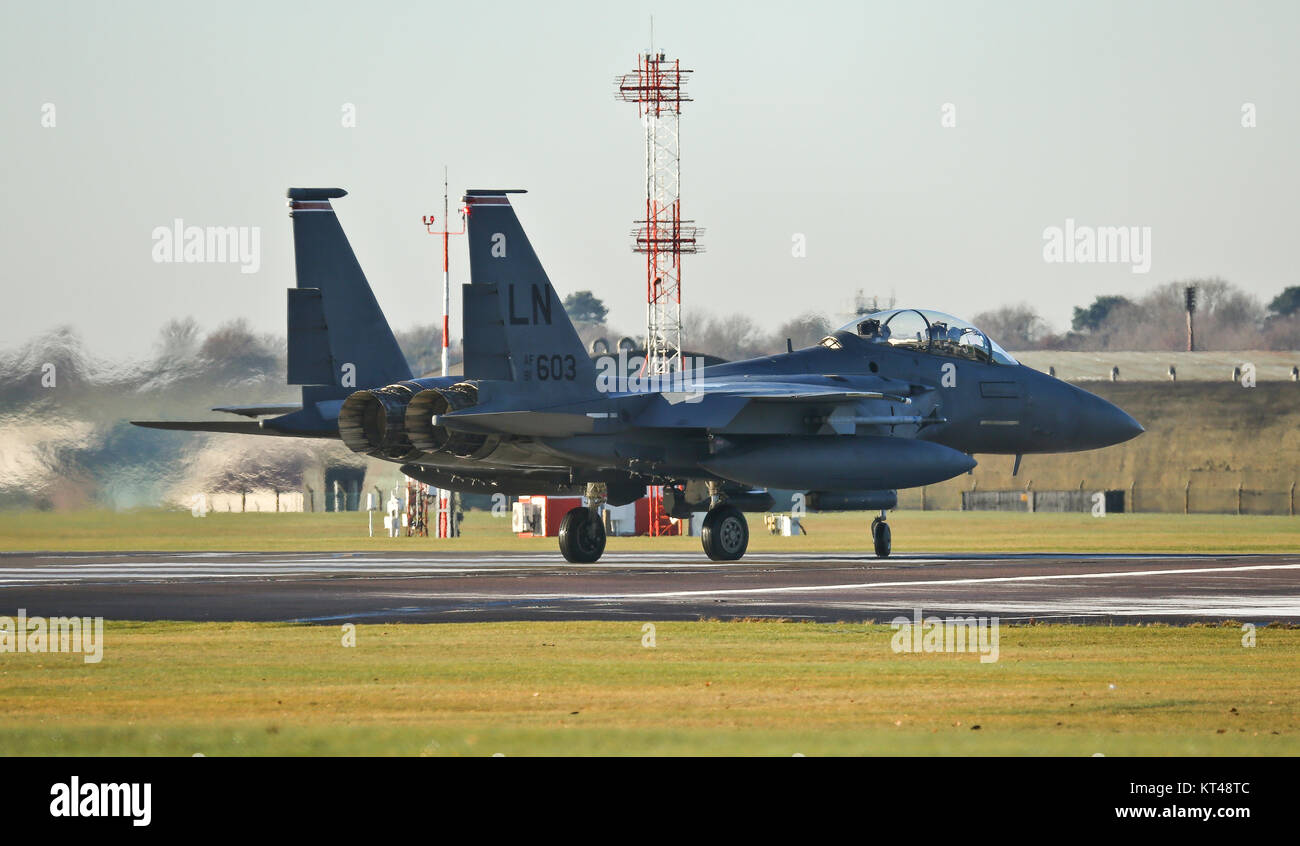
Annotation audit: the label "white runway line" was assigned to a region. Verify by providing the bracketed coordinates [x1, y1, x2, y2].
[555, 562, 1300, 600]
[395, 562, 1300, 604]
[3, 551, 1295, 620]
[0, 554, 1283, 596]
[0, 552, 738, 585]
[877, 596, 1300, 618]
[716, 595, 1300, 619]
[0, 551, 975, 586]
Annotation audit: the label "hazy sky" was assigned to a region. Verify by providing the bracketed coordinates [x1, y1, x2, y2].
[3, 0, 1297, 359]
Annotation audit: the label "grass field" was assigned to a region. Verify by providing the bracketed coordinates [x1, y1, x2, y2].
[0, 620, 1295, 756]
[1, 508, 1296, 756]
[1, 507, 1299, 554]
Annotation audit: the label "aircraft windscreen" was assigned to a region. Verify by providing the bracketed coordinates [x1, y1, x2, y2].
[837, 309, 1020, 365]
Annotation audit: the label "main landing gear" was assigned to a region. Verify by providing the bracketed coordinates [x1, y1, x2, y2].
[870, 509, 891, 558]
[556, 495, 752, 564]
[558, 506, 606, 563]
[702, 503, 749, 561]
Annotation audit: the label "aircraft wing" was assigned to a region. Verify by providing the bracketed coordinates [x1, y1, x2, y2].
[655, 381, 912, 403]
[431, 376, 923, 436]
[629, 377, 918, 429]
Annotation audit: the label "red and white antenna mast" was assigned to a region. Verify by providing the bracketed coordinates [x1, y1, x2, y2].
[423, 167, 466, 377]
[616, 48, 702, 375]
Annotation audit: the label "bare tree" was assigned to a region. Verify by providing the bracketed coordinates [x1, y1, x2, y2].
[683, 312, 770, 361]
[776, 313, 834, 350]
[393, 324, 446, 376]
[1062, 278, 1267, 351]
[971, 304, 1049, 350]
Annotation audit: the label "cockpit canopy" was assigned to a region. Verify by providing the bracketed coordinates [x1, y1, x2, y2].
[828, 308, 1019, 366]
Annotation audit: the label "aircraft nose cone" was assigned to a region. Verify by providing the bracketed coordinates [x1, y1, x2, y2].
[1084, 395, 1144, 447]
[1117, 409, 1145, 441]
[1026, 370, 1144, 451]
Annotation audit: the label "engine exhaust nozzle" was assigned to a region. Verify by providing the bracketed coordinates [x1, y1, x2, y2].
[339, 383, 420, 459]
[405, 383, 499, 459]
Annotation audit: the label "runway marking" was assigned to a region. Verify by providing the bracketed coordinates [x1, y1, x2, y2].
[0, 551, 773, 584]
[424, 562, 1300, 601]
[0, 553, 1270, 587]
[852, 596, 1300, 618]
[297, 593, 1300, 623]
[13, 550, 1234, 565]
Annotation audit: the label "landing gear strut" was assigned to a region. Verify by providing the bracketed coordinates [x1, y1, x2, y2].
[558, 506, 606, 563]
[870, 509, 891, 558]
[702, 503, 749, 561]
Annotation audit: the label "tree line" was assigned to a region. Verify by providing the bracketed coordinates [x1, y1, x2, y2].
[565, 280, 1300, 359]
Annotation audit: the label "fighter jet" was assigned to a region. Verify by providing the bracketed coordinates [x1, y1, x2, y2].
[136, 187, 1144, 563]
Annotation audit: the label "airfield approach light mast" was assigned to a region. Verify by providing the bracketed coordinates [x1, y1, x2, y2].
[1185, 285, 1197, 352]
[616, 49, 703, 376]
[423, 168, 466, 377]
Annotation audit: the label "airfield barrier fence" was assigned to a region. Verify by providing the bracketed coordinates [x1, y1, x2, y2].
[896, 483, 1300, 516]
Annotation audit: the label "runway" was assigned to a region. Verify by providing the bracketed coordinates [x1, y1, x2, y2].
[1, 550, 1298, 624]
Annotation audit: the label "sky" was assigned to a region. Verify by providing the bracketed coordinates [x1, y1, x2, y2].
[2, 0, 1297, 360]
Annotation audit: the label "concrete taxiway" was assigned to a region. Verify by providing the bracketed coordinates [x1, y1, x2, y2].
[0, 550, 1297, 624]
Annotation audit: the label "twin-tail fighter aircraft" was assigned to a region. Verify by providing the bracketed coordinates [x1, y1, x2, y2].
[136, 188, 1143, 562]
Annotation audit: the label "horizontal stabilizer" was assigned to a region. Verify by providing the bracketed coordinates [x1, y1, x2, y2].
[212, 404, 302, 418]
[130, 420, 332, 438]
[132, 420, 268, 434]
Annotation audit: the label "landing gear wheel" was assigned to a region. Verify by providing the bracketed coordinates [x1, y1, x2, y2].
[702, 504, 749, 561]
[558, 507, 606, 563]
[871, 517, 892, 558]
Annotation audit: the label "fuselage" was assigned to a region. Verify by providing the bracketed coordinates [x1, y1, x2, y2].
[704, 331, 1143, 455]
[382, 327, 1142, 493]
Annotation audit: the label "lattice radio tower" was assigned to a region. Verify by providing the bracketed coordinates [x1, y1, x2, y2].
[615, 49, 702, 375]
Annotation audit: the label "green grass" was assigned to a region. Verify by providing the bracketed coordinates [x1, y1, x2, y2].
[2, 509, 1294, 755]
[0, 508, 1298, 554]
[0, 621, 1295, 756]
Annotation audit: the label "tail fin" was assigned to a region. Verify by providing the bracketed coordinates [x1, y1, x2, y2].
[461, 190, 595, 393]
[286, 188, 412, 402]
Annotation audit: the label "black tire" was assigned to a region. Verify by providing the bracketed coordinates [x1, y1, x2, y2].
[701, 504, 749, 561]
[872, 519, 891, 558]
[558, 507, 606, 563]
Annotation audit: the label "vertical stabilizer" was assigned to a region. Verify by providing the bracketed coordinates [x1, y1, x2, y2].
[461, 190, 595, 395]
[286, 188, 412, 402]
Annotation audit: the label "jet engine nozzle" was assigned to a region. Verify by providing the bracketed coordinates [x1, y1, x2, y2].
[339, 383, 421, 460]
[404, 383, 498, 459]
[405, 384, 474, 452]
